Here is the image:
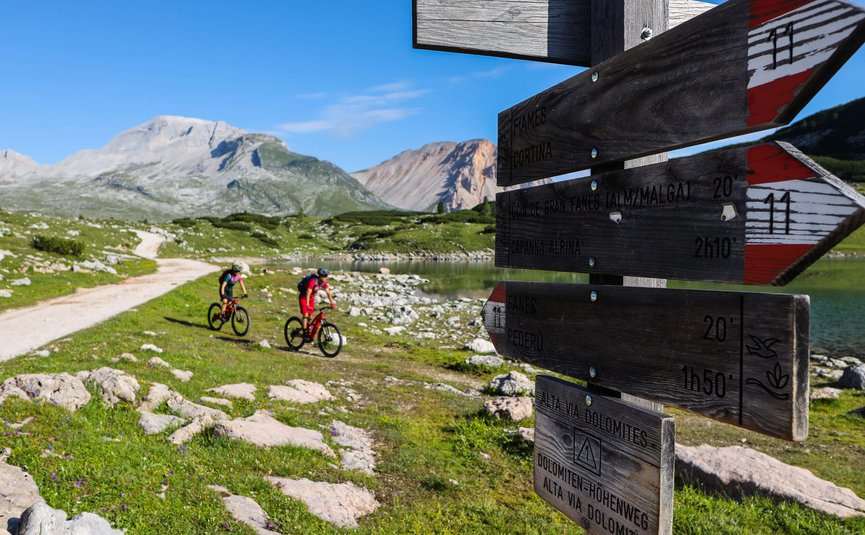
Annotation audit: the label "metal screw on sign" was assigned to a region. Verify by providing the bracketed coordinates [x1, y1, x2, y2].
[590, 180, 598, 191]
[588, 256, 596, 268]
[589, 366, 597, 378]
[591, 147, 599, 159]
[591, 71, 599, 83]
[641, 27, 653, 40]
[590, 291, 598, 302]
[585, 395, 593, 406]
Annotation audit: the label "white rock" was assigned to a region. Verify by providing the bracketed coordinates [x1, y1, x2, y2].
[488, 371, 534, 397]
[171, 369, 193, 382]
[331, 420, 376, 474]
[111, 352, 138, 363]
[0, 459, 44, 534]
[32, 350, 50, 358]
[810, 387, 842, 401]
[0, 373, 91, 411]
[10, 278, 31, 287]
[383, 326, 405, 336]
[258, 340, 271, 349]
[85, 367, 140, 406]
[207, 486, 281, 535]
[141, 344, 163, 354]
[207, 383, 256, 401]
[138, 383, 172, 411]
[266, 477, 379, 528]
[147, 356, 170, 368]
[484, 396, 533, 421]
[213, 410, 334, 456]
[138, 410, 186, 435]
[465, 355, 504, 367]
[0, 290, 13, 298]
[464, 339, 496, 354]
[268, 380, 334, 404]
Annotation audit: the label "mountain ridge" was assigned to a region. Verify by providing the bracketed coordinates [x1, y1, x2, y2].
[0, 116, 390, 220]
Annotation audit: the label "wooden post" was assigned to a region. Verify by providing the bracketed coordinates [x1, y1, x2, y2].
[589, 0, 669, 412]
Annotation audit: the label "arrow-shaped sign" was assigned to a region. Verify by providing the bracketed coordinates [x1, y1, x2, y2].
[483, 281, 810, 441]
[496, 142, 865, 285]
[497, 0, 865, 186]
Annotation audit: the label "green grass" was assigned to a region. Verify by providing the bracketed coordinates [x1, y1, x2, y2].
[0, 267, 864, 533]
[0, 211, 156, 312]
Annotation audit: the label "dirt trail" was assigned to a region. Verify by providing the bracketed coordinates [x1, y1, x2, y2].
[0, 231, 216, 362]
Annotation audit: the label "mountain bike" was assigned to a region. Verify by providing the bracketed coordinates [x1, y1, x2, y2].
[208, 295, 250, 336]
[284, 307, 343, 357]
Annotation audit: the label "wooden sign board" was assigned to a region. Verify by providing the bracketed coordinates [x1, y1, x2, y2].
[484, 282, 810, 440]
[496, 142, 865, 285]
[534, 376, 675, 535]
[497, 0, 865, 185]
[413, 0, 716, 66]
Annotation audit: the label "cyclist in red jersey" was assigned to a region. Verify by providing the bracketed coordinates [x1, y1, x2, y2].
[300, 268, 336, 341]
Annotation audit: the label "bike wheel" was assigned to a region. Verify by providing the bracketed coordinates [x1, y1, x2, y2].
[317, 322, 343, 358]
[207, 303, 224, 330]
[232, 306, 250, 336]
[284, 317, 305, 350]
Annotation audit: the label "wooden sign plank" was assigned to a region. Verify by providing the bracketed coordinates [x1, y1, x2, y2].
[412, 0, 716, 66]
[483, 282, 810, 440]
[496, 0, 865, 185]
[534, 376, 675, 535]
[496, 142, 865, 285]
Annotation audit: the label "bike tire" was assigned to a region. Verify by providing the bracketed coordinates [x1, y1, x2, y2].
[207, 303, 224, 331]
[284, 317, 305, 350]
[317, 321, 343, 358]
[232, 306, 250, 336]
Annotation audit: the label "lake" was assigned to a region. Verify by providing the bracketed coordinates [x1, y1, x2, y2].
[279, 256, 865, 358]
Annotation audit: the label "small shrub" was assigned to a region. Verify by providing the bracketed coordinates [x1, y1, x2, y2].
[250, 231, 280, 248]
[172, 217, 196, 228]
[32, 235, 84, 257]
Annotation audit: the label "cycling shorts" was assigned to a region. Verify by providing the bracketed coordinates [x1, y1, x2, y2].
[299, 296, 315, 315]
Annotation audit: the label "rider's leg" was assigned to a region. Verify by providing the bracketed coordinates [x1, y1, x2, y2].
[221, 297, 229, 316]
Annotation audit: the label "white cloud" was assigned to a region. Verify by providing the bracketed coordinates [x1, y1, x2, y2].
[447, 66, 510, 85]
[278, 82, 427, 137]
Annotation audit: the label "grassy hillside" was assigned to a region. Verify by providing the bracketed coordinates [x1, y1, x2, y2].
[0, 211, 155, 312]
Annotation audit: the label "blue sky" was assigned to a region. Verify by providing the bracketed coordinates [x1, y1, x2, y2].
[0, 0, 862, 173]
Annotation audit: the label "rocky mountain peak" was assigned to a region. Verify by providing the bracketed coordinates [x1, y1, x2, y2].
[353, 139, 498, 212]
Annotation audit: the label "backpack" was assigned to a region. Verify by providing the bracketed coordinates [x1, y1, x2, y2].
[218, 269, 233, 286]
[297, 273, 318, 294]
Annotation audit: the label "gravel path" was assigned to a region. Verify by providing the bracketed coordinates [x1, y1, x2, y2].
[0, 231, 215, 362]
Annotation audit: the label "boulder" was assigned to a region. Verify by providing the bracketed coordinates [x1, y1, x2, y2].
[171, 369, 193, 382]
[140, 344, 163, 353]
[266, 477, 379, 528]
[167, 418, 209, 445]
[464, 339, 496, 354]
[84, 367, 140, 407]
[111, 352, 137, 363]
[676, 444, 865, 518]
[838, 365, 865, 390]
[484, 396, 533, 421]
[166, 393, 229, 422]
[139, 383, 172, 411]
[17, 503, 122, 534]
[0, 459, 44, 535]
[147, 356, 170, 367]
[213, 410, 335, 456]
[424, 383, 477, 397]
[138, 410, 186, 435]
[488, 371, 535, 397]
[268, 380, 333, 404]
[465, 355, 504, 368]
[0, 374, 91, 411]
[331, 420, 376, 474]
[207, 486, 280, 535]
[207, 383, 256, 401]
[810, 387, 842, 401]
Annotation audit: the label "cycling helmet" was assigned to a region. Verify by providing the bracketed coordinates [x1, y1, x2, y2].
[317, 268, 330, 277]
[231, 263, 242, 272]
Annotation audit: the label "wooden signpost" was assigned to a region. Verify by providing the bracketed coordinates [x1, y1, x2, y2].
[534, 375, 675, 534]
[496, 142, 865, 285]
[496, 0, 865, 185]
[483, 281, 810, 440]
[416, 0, 865, 532]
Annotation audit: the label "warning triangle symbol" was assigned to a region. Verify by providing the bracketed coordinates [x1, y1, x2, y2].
[577, 436, 598, 470]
